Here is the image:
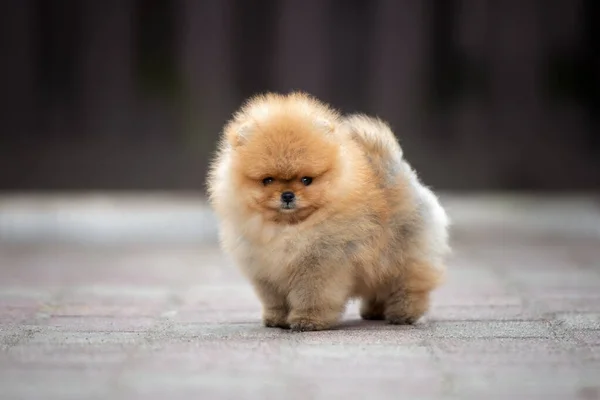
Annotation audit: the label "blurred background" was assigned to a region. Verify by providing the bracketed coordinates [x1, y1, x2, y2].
[0, 0, 598, 192]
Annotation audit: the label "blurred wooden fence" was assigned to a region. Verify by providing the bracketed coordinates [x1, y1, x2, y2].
[0, 0, 598, 190]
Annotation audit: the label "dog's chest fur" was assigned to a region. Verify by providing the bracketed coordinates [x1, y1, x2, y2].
[225, 215, 318, 282]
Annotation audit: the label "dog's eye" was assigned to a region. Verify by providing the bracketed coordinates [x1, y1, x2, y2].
[262, 177, 274, 186]
[301, 177, 313, 186]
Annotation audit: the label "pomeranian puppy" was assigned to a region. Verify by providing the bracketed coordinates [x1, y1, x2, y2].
[207, 92, 449, 331]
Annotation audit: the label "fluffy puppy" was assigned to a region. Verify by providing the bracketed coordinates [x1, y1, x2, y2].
[207, 92, 450, 331]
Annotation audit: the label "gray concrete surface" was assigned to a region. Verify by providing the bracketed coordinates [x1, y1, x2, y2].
[1, 193, 599, 400]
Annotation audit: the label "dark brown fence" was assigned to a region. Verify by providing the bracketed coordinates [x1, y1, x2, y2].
[0, 0, 598, 191]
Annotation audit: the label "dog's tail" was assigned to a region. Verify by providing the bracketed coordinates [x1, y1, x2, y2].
[340, 114, 404, 184]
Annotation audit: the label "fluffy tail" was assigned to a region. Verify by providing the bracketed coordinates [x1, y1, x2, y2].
[340, 114, 404, 183]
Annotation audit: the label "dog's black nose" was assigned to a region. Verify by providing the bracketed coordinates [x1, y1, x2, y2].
[281, 191, 295, 203]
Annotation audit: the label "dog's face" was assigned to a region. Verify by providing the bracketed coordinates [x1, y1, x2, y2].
[229, 113, 341, 224]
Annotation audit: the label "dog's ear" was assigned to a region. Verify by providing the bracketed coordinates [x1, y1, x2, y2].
[313, 117, 335, 135]
[225, 120, 255, 148]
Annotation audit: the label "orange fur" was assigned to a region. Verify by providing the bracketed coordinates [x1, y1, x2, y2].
[207, 92, 450, 331]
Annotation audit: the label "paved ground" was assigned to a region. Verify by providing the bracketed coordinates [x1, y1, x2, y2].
[1, 193, 599, 400]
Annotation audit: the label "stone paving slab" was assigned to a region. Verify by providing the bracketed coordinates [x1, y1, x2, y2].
[0, 193, 599, 400]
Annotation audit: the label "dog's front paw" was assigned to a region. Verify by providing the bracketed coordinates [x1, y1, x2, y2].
[288, 312, 337, 332]
[263, 316, 290, 329]
[262, 308, 289, 329]
[288, 318, 329, 332]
